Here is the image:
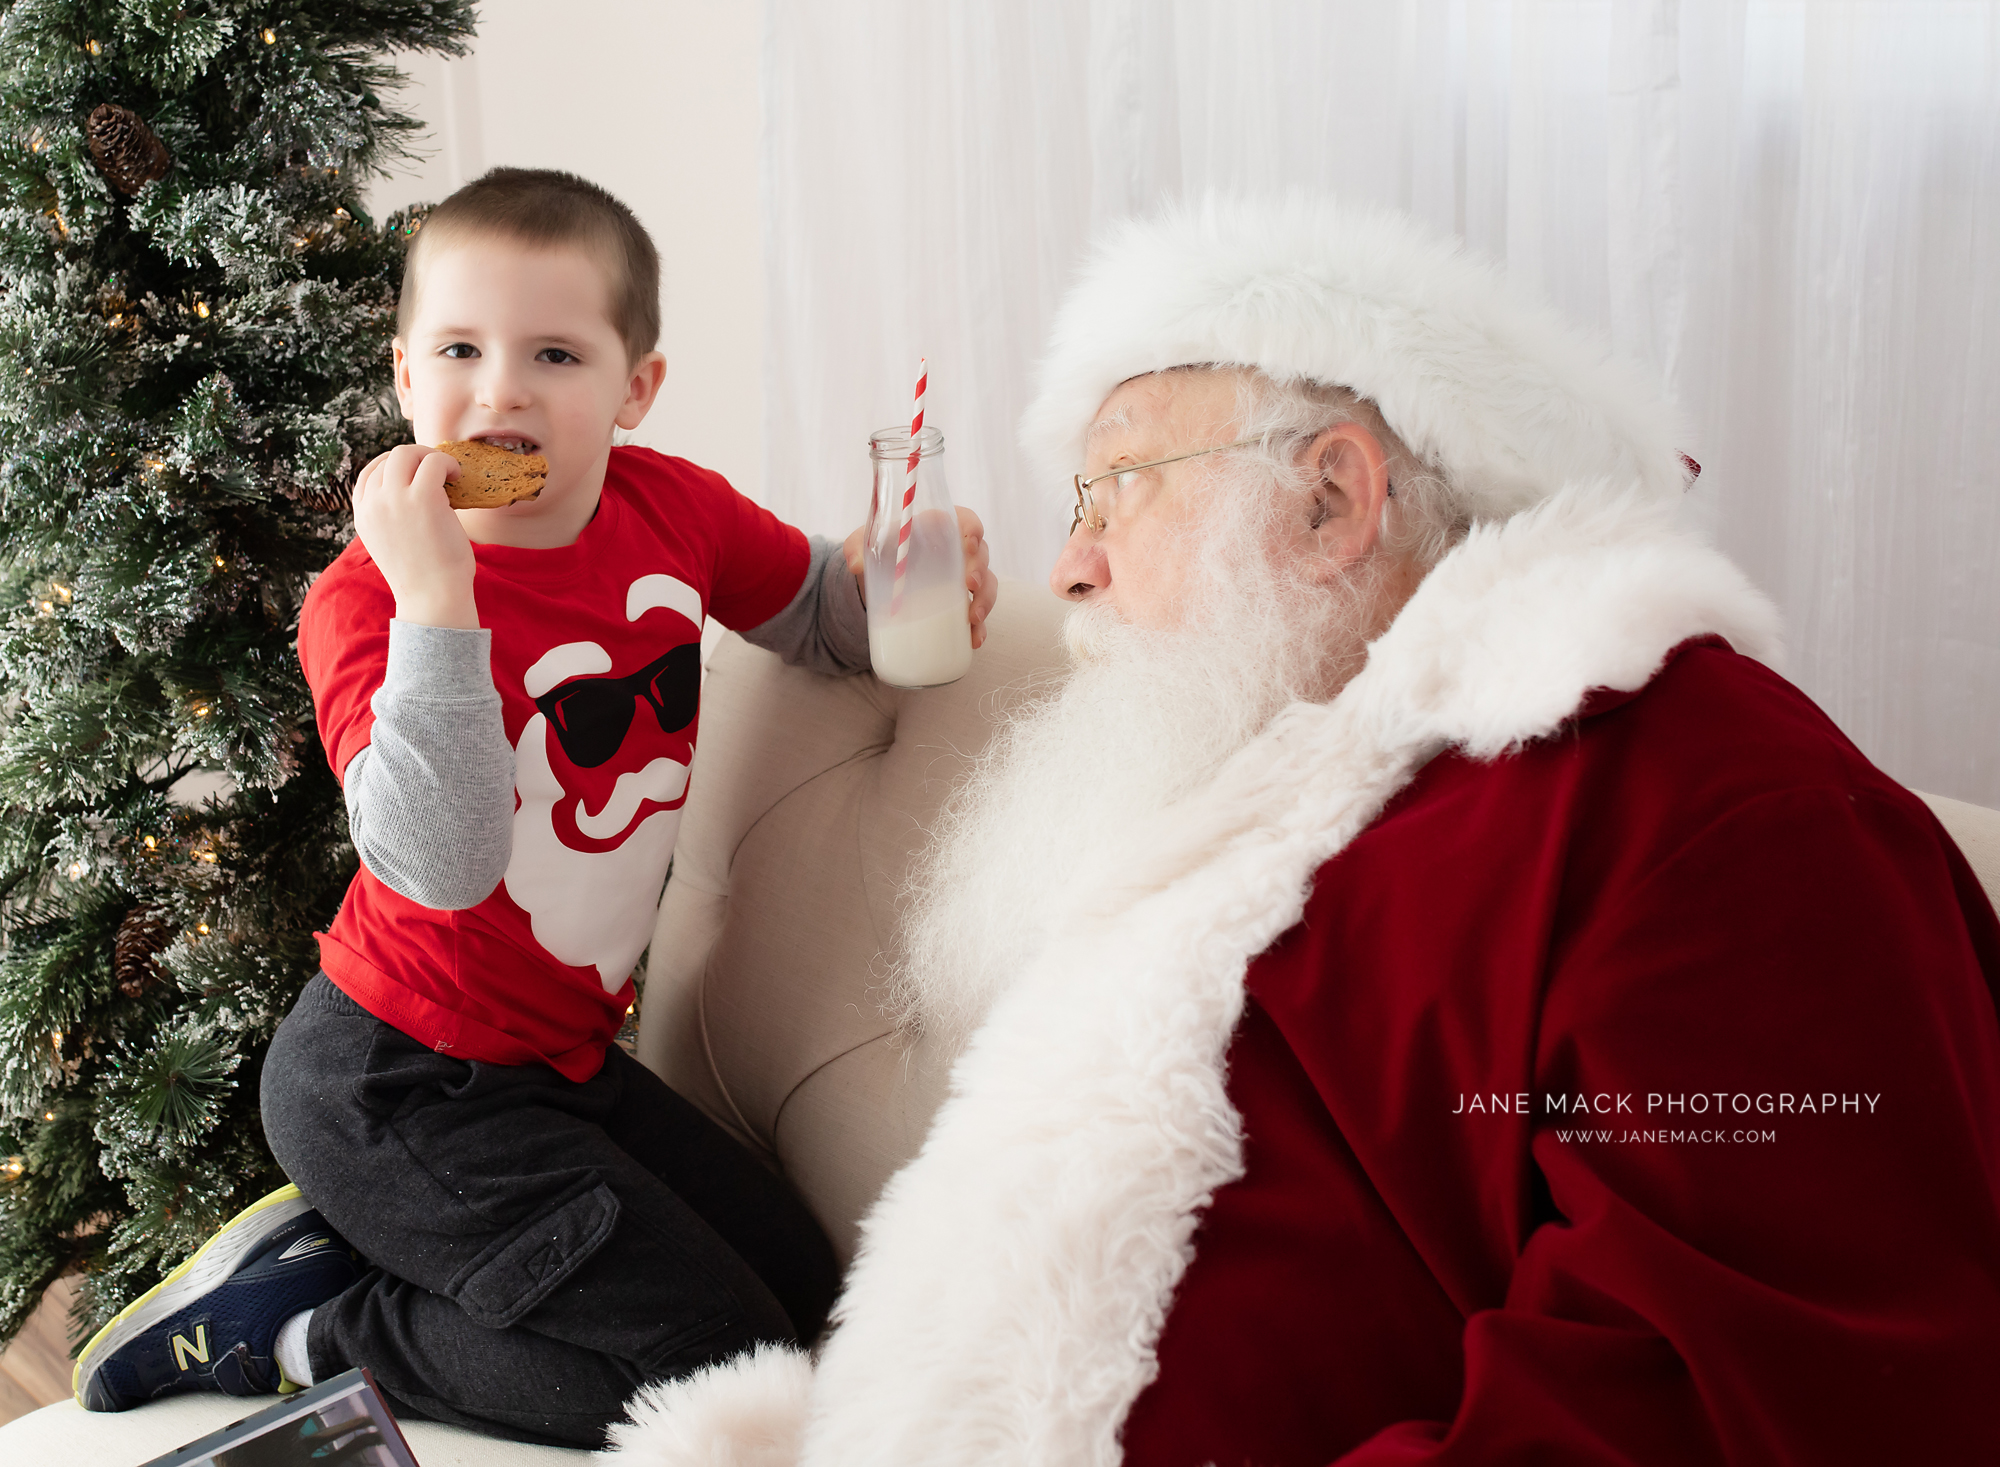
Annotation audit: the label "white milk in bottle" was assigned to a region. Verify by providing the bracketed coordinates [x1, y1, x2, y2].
[868, 584, 973, 687]
[864, 424, 974, 688]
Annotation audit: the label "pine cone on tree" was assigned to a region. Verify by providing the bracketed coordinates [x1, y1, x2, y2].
[286, 483, 352, 515]
[274, 477, 356, 515]
[276, 441, 356, 514]
[86, 103, 173, 196]
[113, 905, 174, 998]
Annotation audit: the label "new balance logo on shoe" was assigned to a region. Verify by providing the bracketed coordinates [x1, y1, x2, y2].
[277, 1234, 335, 1262]
[171, 1324, 210, 1371]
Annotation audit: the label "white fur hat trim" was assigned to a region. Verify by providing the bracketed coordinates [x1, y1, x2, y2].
[1019, 193, 1686, 519]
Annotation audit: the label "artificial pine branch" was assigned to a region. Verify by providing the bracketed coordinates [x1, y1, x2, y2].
[0, 0, 477, 1351]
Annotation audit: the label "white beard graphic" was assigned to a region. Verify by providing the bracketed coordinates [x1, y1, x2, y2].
[503, 574, 702, 992]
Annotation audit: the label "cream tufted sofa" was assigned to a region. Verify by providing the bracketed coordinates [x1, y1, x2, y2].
[634, 581, 1071, 1260]
[5, 580, 1997, 1463]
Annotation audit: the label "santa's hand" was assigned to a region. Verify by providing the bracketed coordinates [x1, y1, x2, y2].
[841, 505, 1000, 649]
[353, 444, 480, 630]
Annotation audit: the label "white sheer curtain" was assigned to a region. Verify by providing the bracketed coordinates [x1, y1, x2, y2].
[765, 0, 2000, 806]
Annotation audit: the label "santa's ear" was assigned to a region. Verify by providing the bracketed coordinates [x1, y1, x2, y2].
[1301, 423, 1393, 580]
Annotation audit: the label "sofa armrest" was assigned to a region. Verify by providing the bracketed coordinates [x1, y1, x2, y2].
[638, 582, 1071, 1260]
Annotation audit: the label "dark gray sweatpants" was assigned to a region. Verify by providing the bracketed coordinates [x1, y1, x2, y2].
[261, 975, 838, 1447]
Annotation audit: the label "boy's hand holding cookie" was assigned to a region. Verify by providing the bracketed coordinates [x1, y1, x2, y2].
[352, 444, 481, 630]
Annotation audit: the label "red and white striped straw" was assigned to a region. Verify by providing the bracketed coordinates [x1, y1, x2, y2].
[890, 358, 927, 615]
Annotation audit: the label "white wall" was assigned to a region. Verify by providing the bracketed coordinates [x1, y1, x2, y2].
[366, 1, 767, 505]
[762, 0, 2000, 809]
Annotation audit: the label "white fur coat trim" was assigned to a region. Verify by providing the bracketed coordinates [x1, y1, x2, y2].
[604, 488, 1782, 1467]
[606, 1343, 813, 1466]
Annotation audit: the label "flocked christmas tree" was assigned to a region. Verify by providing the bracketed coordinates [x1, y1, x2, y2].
[0, 0, 475, 1352]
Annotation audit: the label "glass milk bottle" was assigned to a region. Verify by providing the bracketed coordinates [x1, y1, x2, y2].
[864, 425, 973, 688]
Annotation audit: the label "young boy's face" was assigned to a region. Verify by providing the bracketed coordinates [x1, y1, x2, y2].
[393, 235, 664, 545]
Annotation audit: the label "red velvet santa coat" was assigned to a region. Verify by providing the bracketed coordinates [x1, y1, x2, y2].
[612, 487, 2000, 1467]
[1121, 638, 2000, 1465]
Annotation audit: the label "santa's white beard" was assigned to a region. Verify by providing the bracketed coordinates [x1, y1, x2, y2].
[890, 493, 1384, 1051]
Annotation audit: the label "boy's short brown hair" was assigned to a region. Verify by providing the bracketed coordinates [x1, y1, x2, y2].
[396, 167, 661, 362]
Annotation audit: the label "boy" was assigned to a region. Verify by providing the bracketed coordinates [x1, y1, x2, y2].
[74, 168, 996, 1446]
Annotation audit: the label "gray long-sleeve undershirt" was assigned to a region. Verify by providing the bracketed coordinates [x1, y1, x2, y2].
[344, 534, 869, 911]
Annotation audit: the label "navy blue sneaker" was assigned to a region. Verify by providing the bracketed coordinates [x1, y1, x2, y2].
[74, 1183, 361, 1411]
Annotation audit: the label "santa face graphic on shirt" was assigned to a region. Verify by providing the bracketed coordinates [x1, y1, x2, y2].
[503, 573, 704, 990]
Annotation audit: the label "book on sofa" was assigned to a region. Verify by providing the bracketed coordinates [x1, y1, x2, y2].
[140, 1366, 419, 1467]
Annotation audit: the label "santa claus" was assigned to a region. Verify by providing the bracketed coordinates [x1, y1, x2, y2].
[611, 197, 2000, 1465]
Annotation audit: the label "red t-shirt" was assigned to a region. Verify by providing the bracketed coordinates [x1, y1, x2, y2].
[299, 447, 809, 1081]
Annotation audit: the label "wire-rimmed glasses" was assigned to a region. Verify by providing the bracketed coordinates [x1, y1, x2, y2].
[1069, 437, 1262, 534]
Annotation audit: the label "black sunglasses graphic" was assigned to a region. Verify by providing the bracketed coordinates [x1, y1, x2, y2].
[533, 643, 702, 769]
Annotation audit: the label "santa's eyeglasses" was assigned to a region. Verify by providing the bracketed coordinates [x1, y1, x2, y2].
[1069, 433, 1402, 535]
[1072, 443, 1705, 535]
[533, 643, 702, 768]
[1071, 438, 1262, 535]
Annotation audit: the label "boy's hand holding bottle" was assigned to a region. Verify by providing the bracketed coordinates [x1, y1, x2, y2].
[842, 505, 997, 650]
